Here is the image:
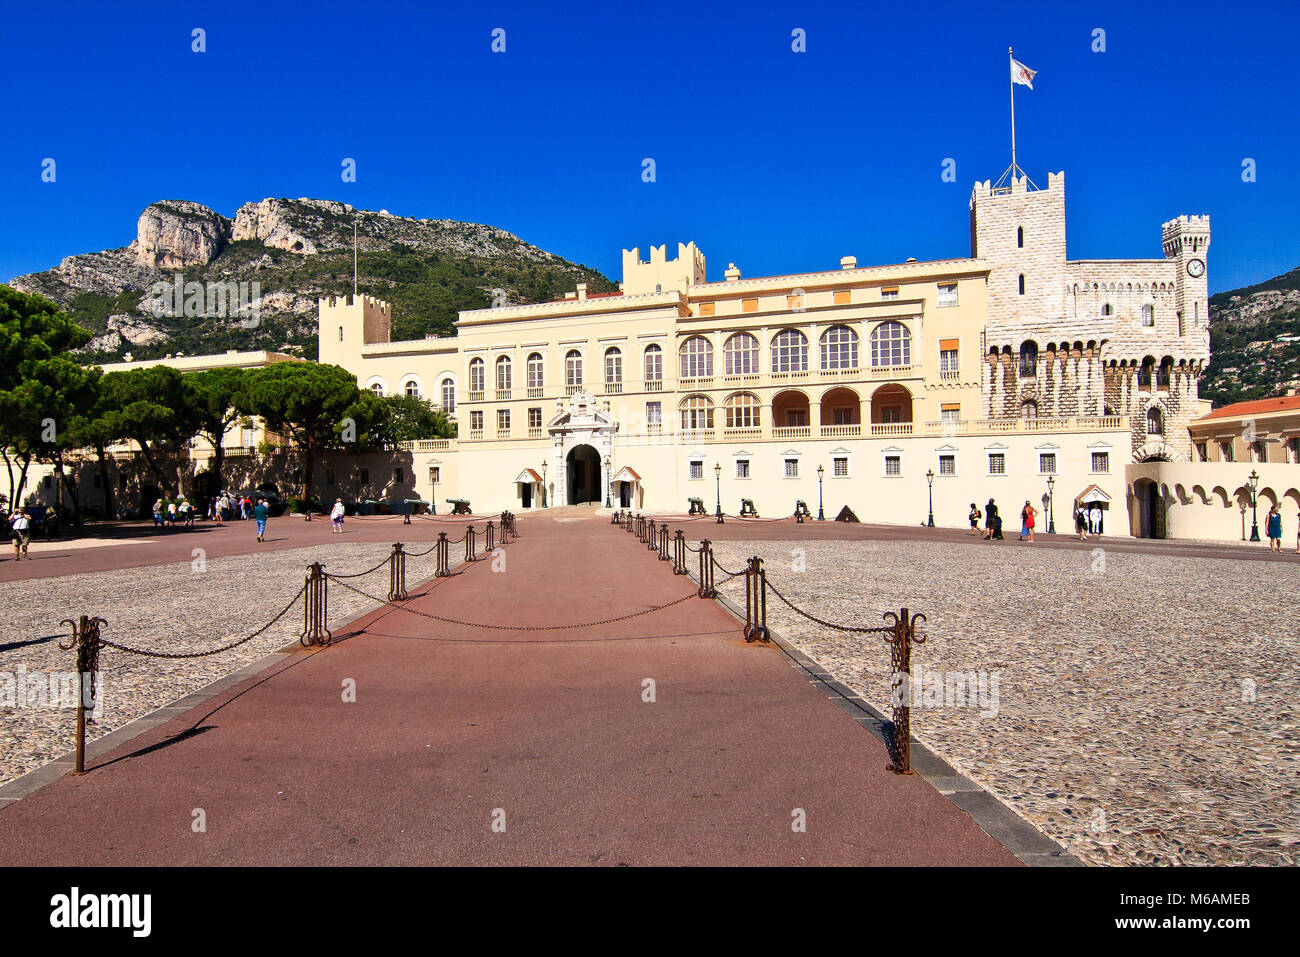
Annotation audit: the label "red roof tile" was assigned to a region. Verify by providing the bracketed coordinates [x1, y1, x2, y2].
[1199, 394, 1300, 421]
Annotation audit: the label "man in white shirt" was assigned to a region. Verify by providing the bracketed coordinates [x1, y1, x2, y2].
[9, 509, 31, 560]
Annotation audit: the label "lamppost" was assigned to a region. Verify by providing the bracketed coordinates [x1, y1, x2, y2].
[817, 464, 825, 521]
[541, 460, 548, 508]
[925, 468, 935, 527]
[714, 463, 724, 524]
[1249, 469, 1260, 542]
[603, 455, 612, 508]
[1046, 473, 1056, 534]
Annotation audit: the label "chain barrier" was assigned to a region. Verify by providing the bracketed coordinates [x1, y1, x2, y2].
[325, 554, 392, 580]
[742, 557, 770, 642]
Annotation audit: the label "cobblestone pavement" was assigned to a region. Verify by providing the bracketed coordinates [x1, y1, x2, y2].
[713, 538, 1300, 866]
[0, 542, 427, 786]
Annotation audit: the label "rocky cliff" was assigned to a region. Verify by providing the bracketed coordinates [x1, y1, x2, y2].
[8, 198, 617, 361]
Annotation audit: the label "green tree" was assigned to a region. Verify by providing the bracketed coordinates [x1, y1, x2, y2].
[98, 366, 204, 495]
[186, 367, 249, 495]
[372, 394, 457, 444]
[236, 363, 367, 501]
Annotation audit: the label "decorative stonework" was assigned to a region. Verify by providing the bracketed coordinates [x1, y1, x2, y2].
[546, 391, 619, 505]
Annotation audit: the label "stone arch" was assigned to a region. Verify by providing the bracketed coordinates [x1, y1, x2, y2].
[1210, 486, 1230, 508]
[819, 386, 861, 425]
[1191, 484, 1209, 505]
[771, 389, 811, 429]
[870, 384, 913, 424]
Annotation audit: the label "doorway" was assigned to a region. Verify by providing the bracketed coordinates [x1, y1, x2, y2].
[566, 444, 601, 505]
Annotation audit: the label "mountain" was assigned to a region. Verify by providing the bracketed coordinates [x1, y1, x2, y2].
[1202, 266, 1300, 407]
[7, 198, 619, 363]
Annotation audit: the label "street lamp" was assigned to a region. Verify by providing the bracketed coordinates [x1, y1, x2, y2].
[926, 468, 935, 527]
[541, 460, 548, 508]
[1046, 473, 1056, 534]
[817, 464, 825, 521]
[714, 462, 724, 524]
[604, 455, 612, 508]
[1249, 469, 1260, 542]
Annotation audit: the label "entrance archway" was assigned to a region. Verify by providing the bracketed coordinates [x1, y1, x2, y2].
[566, 444, 602, 505]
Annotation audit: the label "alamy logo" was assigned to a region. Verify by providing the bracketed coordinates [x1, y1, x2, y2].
[0, 667, 103, 720]
[50, 887, 151, 937]
[890, 664, 1000, 717]
[147, 273, 261, 328]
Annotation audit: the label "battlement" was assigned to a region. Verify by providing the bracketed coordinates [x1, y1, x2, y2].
[621, 241, 706, 295]
[1161, 215, 1211, 258]
[970, 170, 1064, 205]
[318, 294, 391, 313]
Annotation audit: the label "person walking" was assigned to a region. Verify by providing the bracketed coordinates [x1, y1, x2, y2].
[152, 498, 164, 528]
[330, 498, 345, 533]
[9, 508, 30, 560]
[1075, 505, 1089, 541]
[1020, 500, 1037, 542]
[968, 502, 982, 536]
[984, 499, 999, 541]
[253, 497, 269, 543]
[1266, 504, 1282, 553]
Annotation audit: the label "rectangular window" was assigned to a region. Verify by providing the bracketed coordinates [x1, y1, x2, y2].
[1220, 441, 1233, 463]
[1290, 438, 1300, 463]
[940, 403, 960, 424]
[742, 298, 759, 313]
[884, 455, 901, 476]
[528, 407, 542, 429]
[939, 339, 960, 373]
[833, 290, 851, 305]
[736, 459, 750, 479]
[698, 302, 715, 316]
[646, 401, 661, 427]
[938, 454, 956, 476]
[470, 410, 484, 431]
[689, 460, 704, 481]
[786, 294, 803, 309]
[395, 466, 405, 484]
[833, 408, 853, 425]
[988, 452, 1006, 475]
[833, 456, 849, 477]
[1039, 452, 1057, 474]
[429, 466, 440, 484]
[497, 409, 511, 433]
[785, 410, 806, 427]
[784, 458, 799, 478]
[1091, 451, 1110, 473]
[937, 283, 958, 306]
[881, 286, 899, 300]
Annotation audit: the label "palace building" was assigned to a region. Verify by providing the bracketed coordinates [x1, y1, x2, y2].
[315, 170, 1213, 529]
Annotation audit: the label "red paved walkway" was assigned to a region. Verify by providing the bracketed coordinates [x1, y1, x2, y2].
[0, 515, 1016, 865]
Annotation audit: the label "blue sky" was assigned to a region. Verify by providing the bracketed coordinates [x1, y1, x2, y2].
[2, 0, 1297, 294]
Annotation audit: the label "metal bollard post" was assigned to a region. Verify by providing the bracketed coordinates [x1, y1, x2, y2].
[436, 532, 450, 577]
[300, 562, 332, 647]
[673, 529, 687, 574]
[743, 557, 769, 642]
[697, 540, 716, 598]
[647, 520, 658, 551]
[465, 527, 477, 562]
[883, 607, 927, 774]
[388, 543, 408, 602]
[611, 509, 621, 525]
[659, 522, 670, 562]
[58, 614, 104, 775]
[485, 521, 495, 552]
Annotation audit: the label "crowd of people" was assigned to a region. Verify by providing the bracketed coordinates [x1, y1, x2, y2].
[968, 498, 1108, 543]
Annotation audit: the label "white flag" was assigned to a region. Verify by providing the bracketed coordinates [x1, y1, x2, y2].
[1011, 57, 1037, 89]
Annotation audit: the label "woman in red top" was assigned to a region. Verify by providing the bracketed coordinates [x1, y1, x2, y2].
[1020, 500, 1037, 542]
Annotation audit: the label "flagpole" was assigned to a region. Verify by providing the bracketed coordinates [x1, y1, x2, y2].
[1009, 46, 1017, 180]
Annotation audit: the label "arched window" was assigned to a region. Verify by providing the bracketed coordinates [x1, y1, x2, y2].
[679, 336, 713, 378]
[1101, 303, 1113, 317]
[1147, 407, 1164, 435]
[1018, 274, 1026, 295]
[468, 358, 485, 393]
[526, 353, 543, 390]
[1021, 399, 1038, 421]
[405, 380, 421, 399]
[495, 355, 511, 392]
[820, 325, 859, 370]
[1138, 357, 1154, 387]
[1019, 342, 1038, 377]
[370, 383, 385, 397]
[643, 344, 663, 382]
[679, 394, 714, 431]
[604, 347, 622, 384]
[1141, 304, 1155, 327]
[771, 329, 808, 373]
[724, 392, 761, 429]
[440, 378, 455, 412]
[869, 321, 911, 368]
[565, 349, 583, 386]
[1157, 356, 1173, 388]
[1017, 226, 1024, 248]
[724, 332, 759, 375]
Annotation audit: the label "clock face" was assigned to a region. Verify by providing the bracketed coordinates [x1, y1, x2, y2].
[1187, 258, 1206, 278]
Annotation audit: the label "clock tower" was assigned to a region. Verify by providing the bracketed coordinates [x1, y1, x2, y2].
[1161, 214, 1211, 335]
